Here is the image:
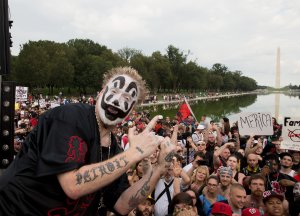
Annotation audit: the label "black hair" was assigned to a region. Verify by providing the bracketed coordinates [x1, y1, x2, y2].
[184, 188, 205, 216]
[194, 151, 206, 160]
[168, 192, 194, 215]
[207, 175, 220, 184]
[263, 154, 280, 166]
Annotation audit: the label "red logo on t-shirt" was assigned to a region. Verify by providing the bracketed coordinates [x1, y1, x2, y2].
[47, 194, 96, 216]
[65, 136, 88, 163]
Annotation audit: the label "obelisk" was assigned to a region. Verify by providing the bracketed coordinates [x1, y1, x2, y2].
[275, 47, 280, 120]
[275, 47, 280, 88]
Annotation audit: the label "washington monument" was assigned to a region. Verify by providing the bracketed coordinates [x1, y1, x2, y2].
[275, 47, 280, 88]
[274, 47, 280, 119]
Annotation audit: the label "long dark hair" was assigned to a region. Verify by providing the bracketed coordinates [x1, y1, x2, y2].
[184, 188, 205, 216]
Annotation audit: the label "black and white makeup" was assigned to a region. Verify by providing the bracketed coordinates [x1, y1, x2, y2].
[98, 75, 138, 126]
[294, 182, 300, 199]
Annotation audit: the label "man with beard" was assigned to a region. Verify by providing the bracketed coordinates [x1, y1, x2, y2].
[128, 196, 155, 216]
[0, 67, 176, 216]
[244, 174, 266, 215]
[279, 152, 296, 177]
[205, 127, 223, 153]
[242, 154, 261, 177]
[291, 151, 300, 171]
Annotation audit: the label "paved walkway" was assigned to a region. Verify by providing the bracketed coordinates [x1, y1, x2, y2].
[140, 92, 254, 107]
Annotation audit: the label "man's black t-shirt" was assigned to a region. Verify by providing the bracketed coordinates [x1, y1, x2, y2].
[266, 172, 296, 205]
[0, 103, 129, 216]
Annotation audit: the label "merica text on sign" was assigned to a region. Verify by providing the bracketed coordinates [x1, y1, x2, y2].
[237, 112, 273, 136]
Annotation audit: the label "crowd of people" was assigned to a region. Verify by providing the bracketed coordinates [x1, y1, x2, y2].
[116, 112, 300, 216]
[1, 66, 300, 216]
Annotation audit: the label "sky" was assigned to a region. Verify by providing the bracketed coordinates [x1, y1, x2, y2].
[8, 0, 300, 87]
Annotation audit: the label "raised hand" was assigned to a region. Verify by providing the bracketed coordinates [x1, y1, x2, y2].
[140, 157, 152, 174]
[279, 179, 296, 187]
[171, 124, 179, 143]
[128, 115, 164, 161]
[173, 163, 183, 177]
[157, 137, 176, 174]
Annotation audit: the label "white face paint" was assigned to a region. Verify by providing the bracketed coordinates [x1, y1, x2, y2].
[97, 75, 138, 126]
[294, 182, 300, 198]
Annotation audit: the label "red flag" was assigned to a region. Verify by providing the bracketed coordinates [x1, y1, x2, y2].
[176, 102, 191, 122]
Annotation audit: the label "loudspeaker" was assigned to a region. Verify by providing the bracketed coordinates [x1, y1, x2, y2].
[0, 81, 15, 168]
[0, 0, 11, 75]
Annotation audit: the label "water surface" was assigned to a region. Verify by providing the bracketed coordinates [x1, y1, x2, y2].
[138, 93, 300, 124]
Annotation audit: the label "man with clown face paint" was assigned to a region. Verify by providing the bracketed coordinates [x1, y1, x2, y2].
[98, 74, 140, 126]
[0, 67, 177, 216]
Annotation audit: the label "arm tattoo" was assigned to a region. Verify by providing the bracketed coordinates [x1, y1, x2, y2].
[75, 156, 129, 185]
[164, 151, 175, 162]
[136, 146, 144, 154]
[128, 170, 153, 208]
[166, 140, 172, 147]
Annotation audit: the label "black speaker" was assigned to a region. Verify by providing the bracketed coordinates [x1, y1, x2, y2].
[0, 0, 11, 75]
[0, 81, 15, 168]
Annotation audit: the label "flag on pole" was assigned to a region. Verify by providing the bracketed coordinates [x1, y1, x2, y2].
[176, 101, 191, 122]
[176, 97, 197, 122]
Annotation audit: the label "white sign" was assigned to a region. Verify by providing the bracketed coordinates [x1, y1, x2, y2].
[15, 86, 28, 102]
[39, 99, 46, 108]
[237, 112, 273, 136]
[50, 102, 60, 109]
[281, 117, 300, 151]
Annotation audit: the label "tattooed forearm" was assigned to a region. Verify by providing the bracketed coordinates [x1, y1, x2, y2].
[128, 170, 153, 208]
[136, 146, 144, 154]
[166, 140, 172, 147]
[75, 156, 129, 185]
[164, 151, 175, 162]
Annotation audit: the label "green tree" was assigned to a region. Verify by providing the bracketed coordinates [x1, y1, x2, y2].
[117, 47, 142, 64]
[14, 41, 50, 88]
[211, 63, 228, 76]
[150, 51, 172, 92]
[46, 43, 74, 94]
[67, 39, 110, 94]
[165, 45, 188, 90]
[222, 72, 236, 91]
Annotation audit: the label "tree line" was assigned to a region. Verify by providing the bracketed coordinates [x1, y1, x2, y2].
[4, 39, 258, 95]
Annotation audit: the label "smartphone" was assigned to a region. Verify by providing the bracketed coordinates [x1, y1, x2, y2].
[266, 161, 272, 169]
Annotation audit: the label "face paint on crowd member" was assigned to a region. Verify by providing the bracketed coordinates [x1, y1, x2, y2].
[98, 74, 139, 126]
[294, 182, 300, 200]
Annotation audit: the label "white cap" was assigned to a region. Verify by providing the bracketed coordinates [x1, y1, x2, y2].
[197, 125, 205, 130]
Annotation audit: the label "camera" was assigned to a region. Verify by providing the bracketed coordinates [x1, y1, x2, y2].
[228, 138, 237, 143]
[196, 160, 208, 166]
[180, 132, 192, 140]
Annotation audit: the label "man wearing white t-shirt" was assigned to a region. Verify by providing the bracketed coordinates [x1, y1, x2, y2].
[280, 152, 296, 177]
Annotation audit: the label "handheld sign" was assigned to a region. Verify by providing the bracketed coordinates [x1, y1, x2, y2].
[15, 86, 28, 102]
[281, 117, 300, 151]
[237, 112, 273, 136]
